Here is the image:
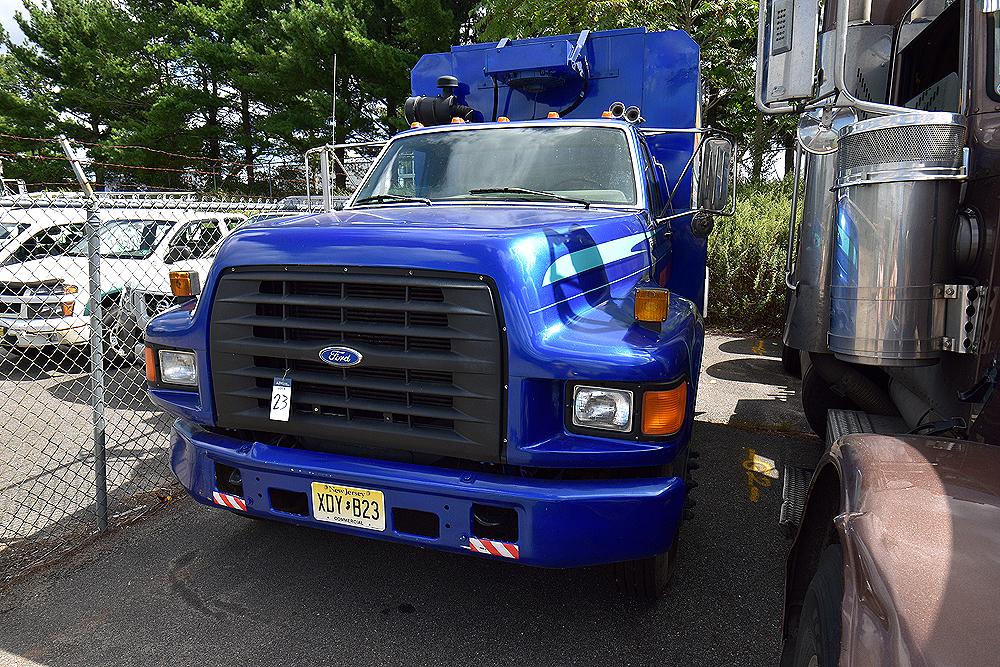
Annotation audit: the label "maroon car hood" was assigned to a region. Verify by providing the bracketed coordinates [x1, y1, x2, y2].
[834, 434, 1000, 666]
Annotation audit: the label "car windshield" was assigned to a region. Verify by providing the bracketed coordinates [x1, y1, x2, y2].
[0, 223, 19, 240]
[353, 125, 638, 207]
[66, 219, 177, 259]
[2, 223, 86, 265]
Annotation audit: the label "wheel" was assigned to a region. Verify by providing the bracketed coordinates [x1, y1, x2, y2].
[781, 342, 802, 378]
[102, 300, 142, 365]
[790, 544, 844, 666]
[801, 366, 855, 439]
[614, 531, 679, 603]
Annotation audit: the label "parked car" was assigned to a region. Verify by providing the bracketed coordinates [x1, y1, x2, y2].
[0, 210, 245, 358]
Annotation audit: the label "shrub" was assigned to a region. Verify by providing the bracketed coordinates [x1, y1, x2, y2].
[705, 179, 794, 332]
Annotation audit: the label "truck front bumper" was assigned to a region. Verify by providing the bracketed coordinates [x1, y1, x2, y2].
[0, 316, 88, 349]
[171, 419, 686, 568]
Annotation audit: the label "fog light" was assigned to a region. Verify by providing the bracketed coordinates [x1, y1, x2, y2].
[572, 386, 633, 432]
[158, 349, 197, 386]
[642, 383, 688, 435]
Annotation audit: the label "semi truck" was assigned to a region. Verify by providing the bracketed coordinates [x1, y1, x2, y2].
[756, 0, 1000, 663]
[144, 27, 734, 599]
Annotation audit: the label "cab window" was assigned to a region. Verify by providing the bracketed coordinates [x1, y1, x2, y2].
[892, 0, 961, 111]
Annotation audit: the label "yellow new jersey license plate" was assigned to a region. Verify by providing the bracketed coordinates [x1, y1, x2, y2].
[311, 482, 385, 531]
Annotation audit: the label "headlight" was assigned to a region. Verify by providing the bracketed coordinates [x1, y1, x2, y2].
[572, 385, 633, 432]
[158, 349, 197, 386]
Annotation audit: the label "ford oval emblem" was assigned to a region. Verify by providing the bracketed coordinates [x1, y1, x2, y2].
[318, 346, 363, 367]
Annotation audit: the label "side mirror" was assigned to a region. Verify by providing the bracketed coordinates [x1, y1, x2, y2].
[756, 0, 819, 108]
[695, 137, 735, 215]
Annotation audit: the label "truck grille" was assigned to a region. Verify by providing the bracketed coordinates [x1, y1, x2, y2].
[209, 267, 505, 462]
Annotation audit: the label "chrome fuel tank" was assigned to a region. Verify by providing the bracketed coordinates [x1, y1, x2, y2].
[829, 112, 966, 366]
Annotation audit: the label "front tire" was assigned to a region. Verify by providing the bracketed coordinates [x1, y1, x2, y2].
[790, 544, 844, 666]
[102, 300, 141, 366]
[614, 533, 679, 603]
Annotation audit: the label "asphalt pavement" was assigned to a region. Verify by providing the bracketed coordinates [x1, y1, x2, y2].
[0, 333, 822, 666]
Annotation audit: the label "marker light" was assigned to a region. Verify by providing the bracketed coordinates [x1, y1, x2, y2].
[634, 288, 670, 323]
[145, 346, 157, 382]
[497, 116, 510, 123]
[642, 383, 688, 435]
[158, 349, 197, 386]
[547, 112, 560, 119]
[62, 284, 78, 316]
[601, 111, 613, 118]
[169, 271, 201, 297]
[573, 386, 633, 432]
[410, 121, 425, 129]
[450, 117, 466, 123]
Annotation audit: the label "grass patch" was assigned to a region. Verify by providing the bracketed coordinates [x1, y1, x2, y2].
[706, 179, 795, 333]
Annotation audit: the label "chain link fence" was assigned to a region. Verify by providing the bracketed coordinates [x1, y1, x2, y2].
[0, 189, 328, 582]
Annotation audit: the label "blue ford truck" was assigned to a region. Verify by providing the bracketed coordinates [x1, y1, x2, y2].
[145, 27, 733, 599]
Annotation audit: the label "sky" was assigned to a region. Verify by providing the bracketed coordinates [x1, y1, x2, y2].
[1, 0, 26, 45]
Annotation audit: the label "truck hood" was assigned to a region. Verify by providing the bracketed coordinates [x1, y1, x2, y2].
[832, 434, 1000, 667]
[212, 204, 653, 315]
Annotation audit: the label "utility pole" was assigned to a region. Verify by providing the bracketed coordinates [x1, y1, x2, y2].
[331, 53, 337, 144]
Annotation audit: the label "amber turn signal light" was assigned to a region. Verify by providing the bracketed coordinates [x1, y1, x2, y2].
[169, 271, 200, 297]
[642, 383, 687, 435]
[144, 346, 157, 382]
[61, 300, 75, 317]
[634, 288, 669, 323]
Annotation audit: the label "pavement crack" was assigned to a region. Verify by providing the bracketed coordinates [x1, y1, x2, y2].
[167, 549, 227, 620]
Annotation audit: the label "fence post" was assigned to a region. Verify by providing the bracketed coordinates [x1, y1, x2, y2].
[59, 135, 108, 531]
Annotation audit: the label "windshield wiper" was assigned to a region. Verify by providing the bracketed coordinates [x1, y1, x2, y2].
[468, 187, 591, 208]
[354, 193, 432, 206]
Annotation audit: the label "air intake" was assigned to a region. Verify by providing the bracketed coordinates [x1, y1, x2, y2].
[829, 112, 967, 366]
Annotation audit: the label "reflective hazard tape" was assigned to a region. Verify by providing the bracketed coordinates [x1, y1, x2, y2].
[468, 537, 519, 559]
[212, 491, 247, 511]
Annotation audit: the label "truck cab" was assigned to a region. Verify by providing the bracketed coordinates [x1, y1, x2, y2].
[145, 27, 733, 599]
[756, 0, 1000, 661]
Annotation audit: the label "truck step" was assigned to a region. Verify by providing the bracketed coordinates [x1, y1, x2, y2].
[779, 463, 814, 532]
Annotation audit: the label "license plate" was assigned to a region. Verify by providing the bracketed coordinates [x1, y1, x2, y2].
[311, 482, 385, 531]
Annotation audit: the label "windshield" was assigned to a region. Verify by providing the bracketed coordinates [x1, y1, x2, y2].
[66, 219, 177, 259]
[2, 223, 85, 266]
[354, 126, 638, 207]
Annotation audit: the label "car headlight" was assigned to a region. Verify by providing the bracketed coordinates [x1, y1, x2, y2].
[158, 349, 198, 386]
[572, 385, 633, 432]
